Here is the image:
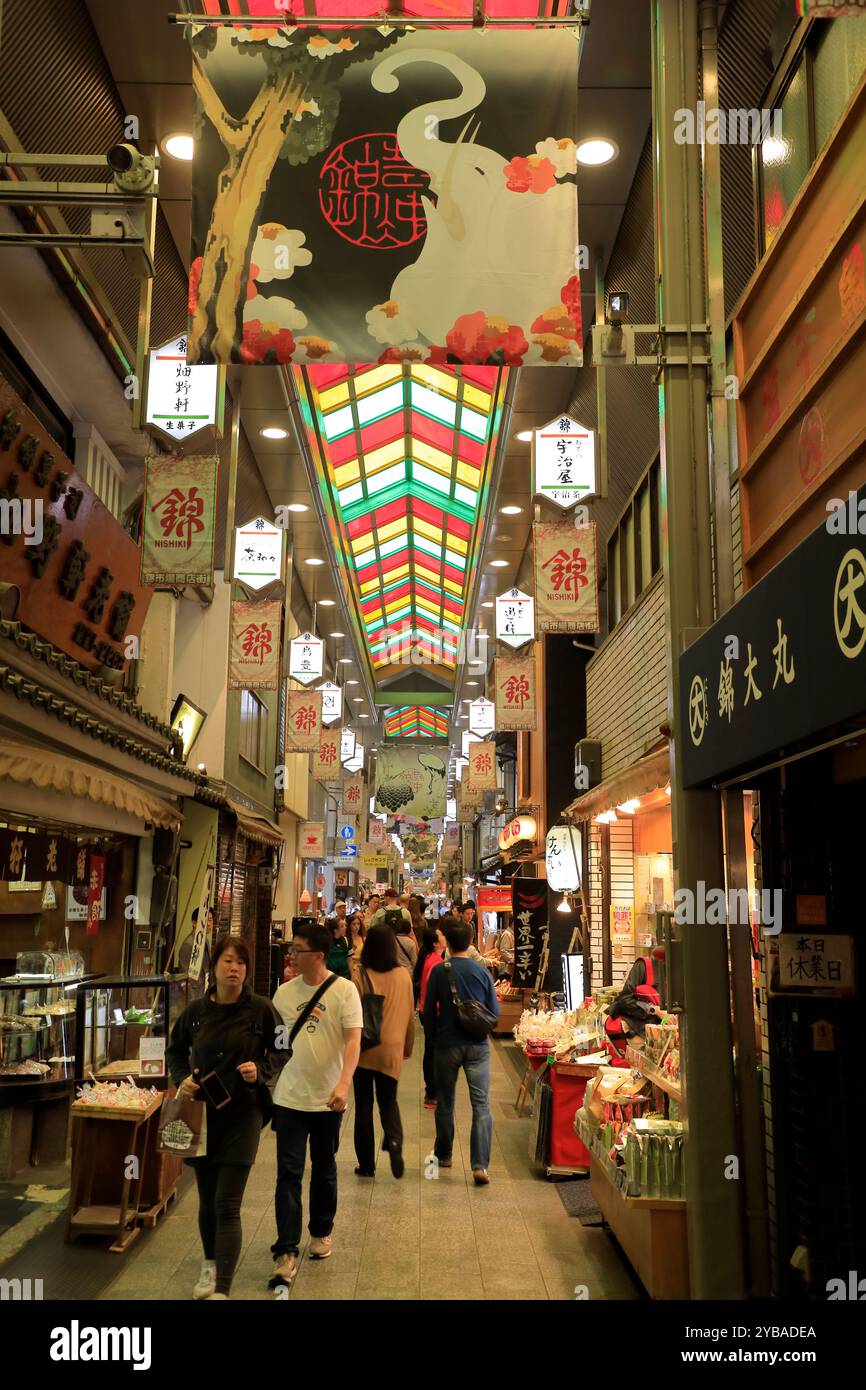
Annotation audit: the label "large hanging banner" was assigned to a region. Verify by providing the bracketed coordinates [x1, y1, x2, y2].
[187, 25, 580, 368]
[495, 651, 537, 731]
[511, 877, 549, 987]
[228, 600, 281, 690]
[465, 740, 497, 793]
[286, 689, 323, 750]
[141, 455, 218, 586]
[534, 521, 599, 633]
[342, 773, 366, 816]
[374, 747, 447, 820]
[312, 725, 342, 781]
[299, 822, 325, 858]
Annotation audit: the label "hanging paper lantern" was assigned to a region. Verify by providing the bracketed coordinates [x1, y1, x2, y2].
[545, 824, 582, 892]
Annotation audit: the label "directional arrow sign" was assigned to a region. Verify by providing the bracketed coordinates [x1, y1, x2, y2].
[340, 844, 359, 859]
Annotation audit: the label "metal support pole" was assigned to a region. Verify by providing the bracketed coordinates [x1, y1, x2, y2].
[131, 150, 159, 431]
[653, 0, 746, 1298]
[223, 375, 241, 580]
[594, 248, 609, 501]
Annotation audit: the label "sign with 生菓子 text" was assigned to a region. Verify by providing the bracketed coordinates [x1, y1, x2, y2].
[145, 335, 218, 442]
[141, 454, 219, 587]
[533, 414, 596, 508]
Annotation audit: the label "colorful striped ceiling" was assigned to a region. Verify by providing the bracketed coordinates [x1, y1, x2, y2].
[201, 2, 571, 21]
[296, 363, 504, 685]
[384, 706, 451, 739]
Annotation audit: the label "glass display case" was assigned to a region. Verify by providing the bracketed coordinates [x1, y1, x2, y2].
[0, 950, 88, 1085]
[73, 977, 190, 1084]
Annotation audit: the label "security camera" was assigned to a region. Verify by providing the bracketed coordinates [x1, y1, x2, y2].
[107, 143, 155, 194]
[606, 291, 630, 326]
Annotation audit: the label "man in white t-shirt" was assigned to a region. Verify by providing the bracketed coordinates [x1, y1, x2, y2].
[269, 920, 362, 1288]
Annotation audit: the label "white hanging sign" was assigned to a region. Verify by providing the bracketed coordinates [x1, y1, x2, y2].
[469, 698, 496, 737]
[533, 413, 597, 508]
[340, 727, 356, 763]
[318, 680, 343, 725]
[546, 825, 583, 892]
[233, 517, 282, 590]
[289, 632, 324, 686]
[495, 587, 536, 650]
[344, 741, 365, 774]
[145, 334, 218, 442]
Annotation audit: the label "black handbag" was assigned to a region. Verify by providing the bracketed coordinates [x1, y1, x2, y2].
[357, 964, 384, 1052]
[443, 960, 497, 1042]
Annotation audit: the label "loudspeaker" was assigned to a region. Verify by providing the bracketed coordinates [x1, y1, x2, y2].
[574, 740, 601, 791]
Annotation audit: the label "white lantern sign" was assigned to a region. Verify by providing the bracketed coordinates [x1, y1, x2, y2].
[545, 824, 582, 892]
[145, 334, 218, 442]
[288, 631, 323, 686]
[469, 698, 496, 737]
[495, 587, 535, 650]
[340, 727, 356, 763]
[533, 413, 597, 509]
[318, 680, 343, 725]
[344, 741, 365, 774]
[233, 517, 282, 590]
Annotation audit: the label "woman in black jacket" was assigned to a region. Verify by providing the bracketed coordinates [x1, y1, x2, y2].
[166, 934, 282, 1300]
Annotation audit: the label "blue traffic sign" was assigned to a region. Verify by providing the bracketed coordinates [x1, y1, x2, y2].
[339, 825, 355, 840]
[340, 844, 359, 858]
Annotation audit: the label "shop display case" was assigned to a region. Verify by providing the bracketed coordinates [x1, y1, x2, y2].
[73, 976, 190, 1083]
[0, 950, 88, 1086]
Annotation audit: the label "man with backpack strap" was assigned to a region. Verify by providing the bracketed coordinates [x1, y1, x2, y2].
[370, 886, 413, 934]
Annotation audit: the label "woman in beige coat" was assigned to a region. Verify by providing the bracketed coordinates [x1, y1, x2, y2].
[351, 924, 415, 1179]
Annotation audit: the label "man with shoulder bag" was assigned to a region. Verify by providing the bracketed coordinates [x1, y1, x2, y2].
[269, 921, 362, 1289]
[421, 917, 500, 1186]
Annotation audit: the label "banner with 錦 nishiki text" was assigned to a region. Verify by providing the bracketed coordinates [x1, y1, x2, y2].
[141, 455, 218, 586]
[534, 521, 599, 633]
[228, 600, 281, 691]
[312, 726, 341, 782]
[286, 689, 323, 751]
[494, 650, 537, 731]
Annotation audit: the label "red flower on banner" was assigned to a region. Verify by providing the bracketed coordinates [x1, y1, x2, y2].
[445, 312, 528, 366]
[188, 257, 203, 317]
[504, 155, 557, 195]
[378, 344, 426, 364]
[531, 276, 583, 350]
[240, 318, 296, 364]
[246, 263, 260, 300]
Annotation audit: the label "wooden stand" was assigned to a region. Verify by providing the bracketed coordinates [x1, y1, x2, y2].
[587, 1147, 690, 1299]
[66, 1094, 162, 1253]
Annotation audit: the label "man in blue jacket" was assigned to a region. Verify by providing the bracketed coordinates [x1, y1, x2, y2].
[421, 917, 500, 1186]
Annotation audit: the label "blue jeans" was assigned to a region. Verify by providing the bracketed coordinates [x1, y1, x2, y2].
[271, 1105, 342, 1258]
[433, 1043, 493, 1172]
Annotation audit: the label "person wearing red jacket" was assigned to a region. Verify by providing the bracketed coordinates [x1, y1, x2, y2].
[416, 924, 446, 1109]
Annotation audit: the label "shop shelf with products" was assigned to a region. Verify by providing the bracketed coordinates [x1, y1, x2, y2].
[73, 975, 190, 1084]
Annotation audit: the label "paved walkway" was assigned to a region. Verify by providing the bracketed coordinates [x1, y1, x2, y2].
[101, 1032, 641, 1301]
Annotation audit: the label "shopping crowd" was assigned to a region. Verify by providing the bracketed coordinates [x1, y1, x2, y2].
[165, 887, 516, 1299]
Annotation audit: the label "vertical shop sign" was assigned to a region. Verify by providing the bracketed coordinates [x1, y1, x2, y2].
[232, 516, 282, 589]
[299, 822, 325, 859]
[511, 878, 548, 987]
[289, 631, 324, 686]
[496, 587, 535, 649]
[145, 334, 218, 442]
[532, 413, 596, 507]
[141, 455, 218, 586]
[286, 689, 323, 750]
[188, 865, 214, 983]
[342, 773, 365, 815]
[229, 599, 281, 690]
[534, 521, 599, 633]
[494, 651, 537, 731]
[466, 740, 497, 793]
[317, 680, 343, 725]
[86, 854, 106, 937]
[610, 904, 634, 944]
[312, 726, 341, 782]
[468, 698, 496, 737]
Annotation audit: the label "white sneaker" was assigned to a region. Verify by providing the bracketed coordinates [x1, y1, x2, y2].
[193, 1260, 216, 1300]
[204, 1292, 229, 1300]
[309, 1235, 332, 1259]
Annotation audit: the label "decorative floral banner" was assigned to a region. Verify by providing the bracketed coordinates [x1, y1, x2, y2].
[495, 651, 537, 731]
[286, 689, 323, 750]
[533, 521, 599, 633]
[187, 25, 580, 367]
[375, 747, 447, 819]
[228, 599, 281, 690]
[312, 726, 342, 781]
[465, 740, 497, 793]
[141, 455, 218, 586]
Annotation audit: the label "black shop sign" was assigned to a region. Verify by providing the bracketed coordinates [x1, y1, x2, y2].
[679, 481, 866, 788]
[511, 877, 548, 988]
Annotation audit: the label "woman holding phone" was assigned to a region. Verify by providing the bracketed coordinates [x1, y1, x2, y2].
[167, 935, 283, 1300]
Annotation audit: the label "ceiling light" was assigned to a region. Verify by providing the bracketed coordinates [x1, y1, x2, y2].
[359, 714, 369, 719]
[515, 430, 533, 443]
[556, 895, 573, 914]
[617, 799, 640, 815]
[346, 679, 359, 686]
[285, 503, 308, 513]
[665, 785, 671, 796]
[501, 506, 523, 516]
[330, 631, 345, 638]
[318, 599, 335, 607]
[162, 132, 194, 161]
[481, 602, 494, 609]
[576, 137, 619, 166]
[352, 697, 364, 703]
[260, 426, 288, 440]
[338, 657, 353, 664]
[762, 136, 789, 168]
[489, 559, 508, 568]
[497, 535, 512, 543]
[305, 557, 325, 566]
[465, 681, 479, 687]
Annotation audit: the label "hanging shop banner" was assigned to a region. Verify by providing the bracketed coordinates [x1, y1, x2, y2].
[546, 824, 582, 892]
[465, 740, 497, 793]
[340, 726, 356, 763]
[312, 726, 342, 782]
[532, 413, 596, 507]
[86, 854, 106, 938]
[233, 516, 282, 590]
[188, 865, 215, 983]
[368, 817, 387, 847]
[342, 773, 366, 815]
[511, 877, 549, 987]
[461, 730, 481, 759]
[289, 631, 324, 686]
[445, 824, 460, 850]
[299, 822, 325, 858]
[187, 25, 580, 368]
[534, 521, 599, 633]
[140, 454, 218, 587]
[496, 587, 535, 650]
[318, 680, 343, 725]
[145, 334, 218, 443]
[229, 599, 281, 691]
[374, 747, 447, 820]
[468, 698, 496, 737]
[494, 651, 537, 731]
[477, 885, 513, 913]
[344, 741, 365, 774]
[286, 689, 323, 751]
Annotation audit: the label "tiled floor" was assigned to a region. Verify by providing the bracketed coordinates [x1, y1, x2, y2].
[101, 1032, 641, 1301]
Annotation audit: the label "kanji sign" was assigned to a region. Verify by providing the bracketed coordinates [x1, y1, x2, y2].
[511, 878, 548, 987]
[233, 516, 282, 590]
[286, 689, 323, 750]
[468, 698, 496, 737]
[229, 600, 281, 690]
[466, 740, 496, 793]
[368, 818, 387, 847]
[312, 726, 341, 781]
[495, 587, 536, 650]
[318, 680, 343, 725]
[289, 631, 324, 686]
[611, 904, 634, 943]
[340, 727, 356, 763]
[534, 521, 599, 632]
[145, 335, 218, 442]
[299, 822, 325, 858]
[342, 774, 365, 813]
[777, 934, 855, 996]
[533, 413, 596, 507]
[494, 651, 537, 731]
[86, 854, 106, 938]
[477, 886, 513, 912]
[141, 454, 218, 586]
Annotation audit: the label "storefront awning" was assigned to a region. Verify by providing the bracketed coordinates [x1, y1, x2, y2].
[226, 799, 285, 850]
[0, 739, 181, 830]
[563, 747, 670, 821]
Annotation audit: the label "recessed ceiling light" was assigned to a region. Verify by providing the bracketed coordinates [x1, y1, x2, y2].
[346, 679, 359, 686]
[330, 631, 345, 638]
[352, 697, 364, 703]
[497, 535, 512, 543]
[285, 503, 308, 513]
[466, 681, 480, 687]
[162, 132, 194, 161]
[260, 426, 288, 440]
[338, 657, 353, 664]
[481, 602, 494, 609]
[515, 430, 533, 442]
[576, 137, 619, 167]
[318, 599, 336, 607]
[359, 714, 369, 719]
[501, 505, 523, 515]
[489, 559, 509, 568]
[305, 557, 325, 566]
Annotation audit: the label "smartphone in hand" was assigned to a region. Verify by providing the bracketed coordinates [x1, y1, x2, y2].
[196, 1070, 232, 1109]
